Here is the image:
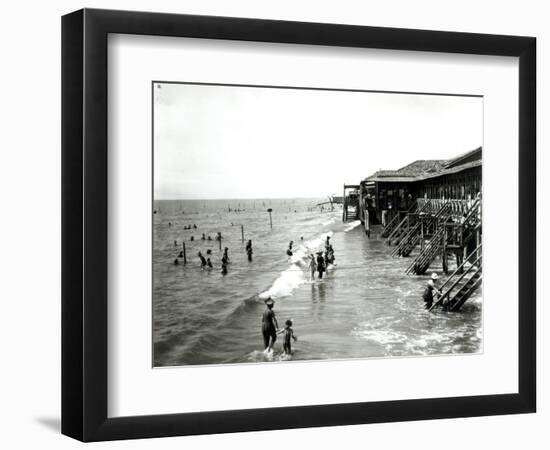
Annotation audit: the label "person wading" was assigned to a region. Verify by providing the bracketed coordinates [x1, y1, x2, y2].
[308, 254, 317, 281]
[221, 252, 229, 275]
[277, 319, 298, 355]
[286, 241, 294, 257]
[316, 251, 326, 279]
[261, 298, 279, 352]
[423, 272, 442, 310]
[245, 240, 253, 261]
[198, 252, 207, 269]
[223, 247, 230, 263]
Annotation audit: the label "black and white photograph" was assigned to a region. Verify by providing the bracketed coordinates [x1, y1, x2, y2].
[0, 0, 541, 447]
[152, 82, 483, 367]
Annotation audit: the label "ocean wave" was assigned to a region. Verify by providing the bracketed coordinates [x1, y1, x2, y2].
[303, 231, 334, 253]
[259, 265, 305, 300]
[322, 217, 337, 227]
[259, 231, 335, 300]
[344, 220, 362, 232]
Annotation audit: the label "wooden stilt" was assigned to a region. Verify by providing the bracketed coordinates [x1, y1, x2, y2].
[458, 246, 467, 273]
[420, 220, 424, 250]
[342, 185, 346, 222]
[476, 229, 481, 260]
[442, 226, 448, 274]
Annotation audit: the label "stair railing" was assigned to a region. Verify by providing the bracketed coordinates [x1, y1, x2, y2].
[450, 274, 482, 311]
[461, 199, 481, 225]
[428, 243, 482, 311]
[382, 201, 417, 238]
[406, 227, 444, 274]
[393, 201, 451, 256]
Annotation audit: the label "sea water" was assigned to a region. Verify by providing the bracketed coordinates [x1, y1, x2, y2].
[153, 198, 482, 367]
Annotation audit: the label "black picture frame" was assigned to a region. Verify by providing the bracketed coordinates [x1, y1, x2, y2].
[62, 8, 536, 442]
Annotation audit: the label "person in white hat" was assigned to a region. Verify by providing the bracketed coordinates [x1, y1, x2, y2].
[422, 273, 442, 310]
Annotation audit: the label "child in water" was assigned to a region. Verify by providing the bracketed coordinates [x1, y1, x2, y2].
[308, 254, 316, 281]
[278, 319, 298, 355]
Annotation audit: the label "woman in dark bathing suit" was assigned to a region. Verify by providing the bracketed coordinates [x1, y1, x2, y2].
[316, 252, 326, 279]
[246, 240, 253, 261]
[261, 298, 279, 352]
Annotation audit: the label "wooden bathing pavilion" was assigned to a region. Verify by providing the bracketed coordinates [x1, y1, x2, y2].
[357, 147, 482, 311]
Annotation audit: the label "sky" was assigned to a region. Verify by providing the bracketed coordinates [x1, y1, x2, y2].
[153, 82, 482, 200]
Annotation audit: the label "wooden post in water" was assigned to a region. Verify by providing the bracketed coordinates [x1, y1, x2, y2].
[267, 208, 273, 229]
[241, 224, 244, 243]
[182, 242, 187, 264]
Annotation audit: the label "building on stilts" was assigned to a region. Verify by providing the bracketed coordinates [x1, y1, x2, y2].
[357, 147, 482, 311]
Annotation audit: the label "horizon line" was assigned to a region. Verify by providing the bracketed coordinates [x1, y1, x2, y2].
[154, 196, 331, 201]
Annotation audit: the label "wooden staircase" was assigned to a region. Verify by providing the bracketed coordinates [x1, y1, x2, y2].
[448, 270, 482, 311]
[392, 201, 452, 257]
[386, 200, 431, 246]
[406, 226, 444, 275]
[459, 199, 482, 245]
[429, 244, 482, 312]
[386, 215, 410, 246]
[392, 228, 420, 257]
[381, 201, 417, 238]
[406, 199, 481, 275]
[345, 207, 358, 221]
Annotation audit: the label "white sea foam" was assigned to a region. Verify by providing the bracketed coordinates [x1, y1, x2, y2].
[352, 328, 408, 346]
[259, 264, 305, 300]
[259, 231, 335, 300]
[354, 324, 452, 356]
[322, 217, 337, 227]
[304, 231, 333, 252]
[247, 349, 292, 362]
[344, 220, 362, 232]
